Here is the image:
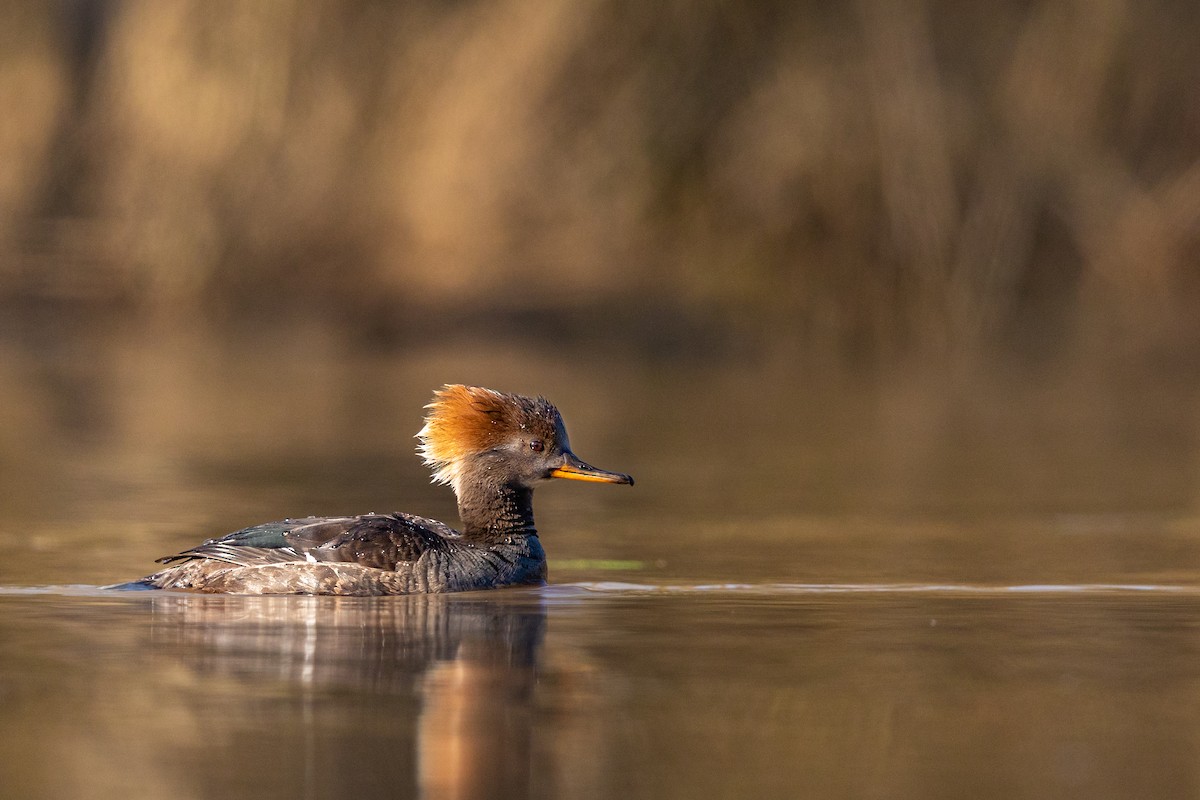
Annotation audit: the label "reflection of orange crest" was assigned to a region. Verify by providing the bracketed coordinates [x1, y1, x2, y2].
[417, 385, 561, 489]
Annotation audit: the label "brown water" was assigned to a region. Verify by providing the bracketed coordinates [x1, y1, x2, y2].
[2, 320, 1199, 799]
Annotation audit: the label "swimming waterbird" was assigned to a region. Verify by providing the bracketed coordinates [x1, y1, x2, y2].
[118, 385, 633, 595]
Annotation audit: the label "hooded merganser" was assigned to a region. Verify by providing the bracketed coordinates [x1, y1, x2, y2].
[122, 385, 633, 595]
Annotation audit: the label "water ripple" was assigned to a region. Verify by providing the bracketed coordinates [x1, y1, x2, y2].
[560, 582, 1200, 596]
[3, 582, 1199, 599]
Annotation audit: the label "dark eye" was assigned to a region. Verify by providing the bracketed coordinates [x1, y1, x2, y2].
[529, 439, 544, 453]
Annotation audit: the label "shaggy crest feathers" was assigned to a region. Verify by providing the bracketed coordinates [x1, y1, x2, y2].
[417, 385, 561, 490]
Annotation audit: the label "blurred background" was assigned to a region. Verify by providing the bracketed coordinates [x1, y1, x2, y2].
[4, 5, 1200, 798]
[4, 0, 1199, 354]
[1, 0, 1199, 583]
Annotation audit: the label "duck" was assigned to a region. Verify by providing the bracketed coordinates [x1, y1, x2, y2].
[118, 384, 633, 595]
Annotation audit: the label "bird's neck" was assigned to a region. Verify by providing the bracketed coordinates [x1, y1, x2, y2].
[456, 478, 537, 543]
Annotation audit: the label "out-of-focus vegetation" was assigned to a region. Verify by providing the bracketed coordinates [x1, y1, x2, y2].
[1, 0, 1198, 361]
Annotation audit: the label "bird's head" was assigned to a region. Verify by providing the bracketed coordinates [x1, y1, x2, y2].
[417, 384, 634, 496]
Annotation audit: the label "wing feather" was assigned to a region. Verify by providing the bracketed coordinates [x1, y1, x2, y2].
[156, 513, 460, 571]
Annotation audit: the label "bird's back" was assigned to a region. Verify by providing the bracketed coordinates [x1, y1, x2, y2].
[130, 513, 546, 595]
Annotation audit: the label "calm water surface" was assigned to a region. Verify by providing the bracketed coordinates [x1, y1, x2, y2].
[3, 585, 1200, 799]
[2, 322, 1199, 798]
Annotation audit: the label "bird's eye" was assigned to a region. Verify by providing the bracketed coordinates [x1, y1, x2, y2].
[529, 439, 544, 453]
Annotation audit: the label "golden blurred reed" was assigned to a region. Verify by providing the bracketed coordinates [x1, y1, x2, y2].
[1, 0, 1197, 360]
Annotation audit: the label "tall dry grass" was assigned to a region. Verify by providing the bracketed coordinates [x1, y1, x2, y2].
[1, 0, 1198, 360]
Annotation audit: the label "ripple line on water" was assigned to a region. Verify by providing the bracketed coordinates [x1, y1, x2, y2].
[3, 582, 1199, 600]
[561, 582, 1200, 596]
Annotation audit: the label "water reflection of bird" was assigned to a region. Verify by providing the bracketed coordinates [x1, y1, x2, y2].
[116, 385, 633, 595]
[144, 591, 551, 797]
[146, 592, 547, 692]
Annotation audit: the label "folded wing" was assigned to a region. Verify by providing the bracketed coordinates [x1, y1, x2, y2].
[156, 513, 461, 572]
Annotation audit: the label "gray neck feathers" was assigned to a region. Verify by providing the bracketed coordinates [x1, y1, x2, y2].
[455, 465, 537, 543]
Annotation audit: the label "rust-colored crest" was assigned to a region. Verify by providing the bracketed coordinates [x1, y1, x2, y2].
[417, 385, 561, 487]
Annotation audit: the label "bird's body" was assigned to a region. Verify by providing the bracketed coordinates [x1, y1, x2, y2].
[137, 513, 547, 595]
[118, 385, 631, 596]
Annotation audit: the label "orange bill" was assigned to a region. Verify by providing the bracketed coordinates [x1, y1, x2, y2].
[551, 452, 634, 485]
